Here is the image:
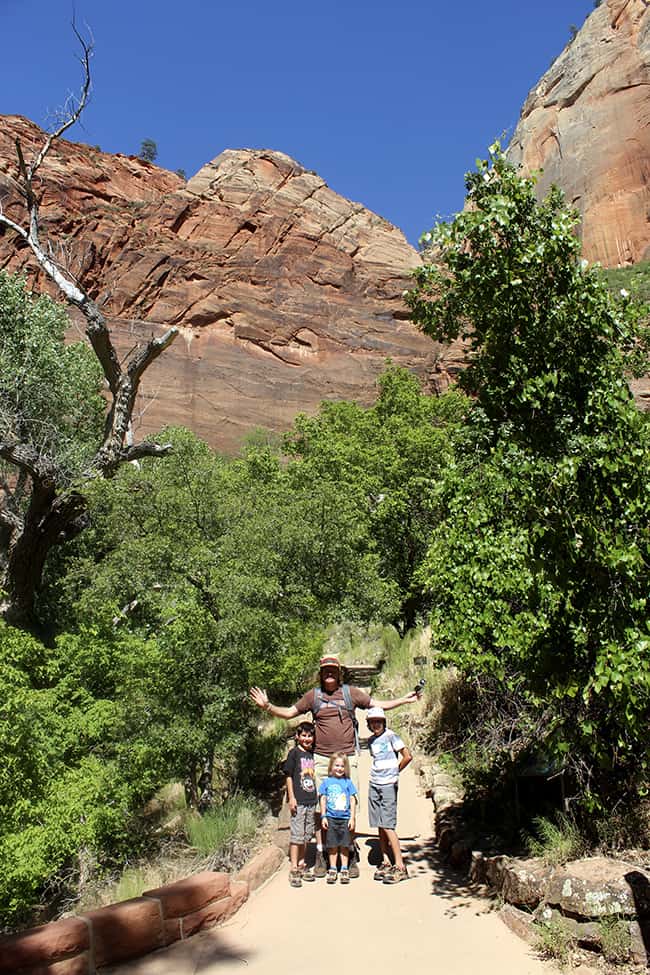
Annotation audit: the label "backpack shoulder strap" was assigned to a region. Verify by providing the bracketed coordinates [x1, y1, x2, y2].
[342, 684, 360, 754]
[312, 687, 323, 716]
[341, 684, 354, 715]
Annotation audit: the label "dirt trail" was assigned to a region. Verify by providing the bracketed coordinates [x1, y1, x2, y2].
[105, 749, 566, 975]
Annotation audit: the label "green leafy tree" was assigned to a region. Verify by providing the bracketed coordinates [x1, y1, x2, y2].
[139, 139, 158, 163]
[284, 366, 468, 628]
[42, 427, 399, 806]
[408, 146, 650, 811]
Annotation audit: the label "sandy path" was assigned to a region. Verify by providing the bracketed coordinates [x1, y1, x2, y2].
[106, 750, 559, 975]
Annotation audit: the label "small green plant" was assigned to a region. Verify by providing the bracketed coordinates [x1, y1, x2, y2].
[528, 814, 585, 866]
[534, 916, 576, 966]
[185, 795, 262, 857]
[599, 915, 630, 964]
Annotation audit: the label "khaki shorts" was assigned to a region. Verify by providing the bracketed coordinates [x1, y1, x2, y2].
[314, 752, 360, 793]
[289, 803, 317, 844]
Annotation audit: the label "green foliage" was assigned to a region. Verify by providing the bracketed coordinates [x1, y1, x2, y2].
[0, 272, 104, 479]
[534, 915, 576, 966]
[408, 146, 650, 816]
[185, 794, 263, 856]
[605, 258, 650, 301]
[285, 365, 468, 627]
[527, 815, 586, 866]
[599, 915, 630, 964]
[139, 138, 158, 163]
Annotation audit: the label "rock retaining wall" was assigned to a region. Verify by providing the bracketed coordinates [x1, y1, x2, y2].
[0, 871, 249, 975]
[420, 761, 650, 967]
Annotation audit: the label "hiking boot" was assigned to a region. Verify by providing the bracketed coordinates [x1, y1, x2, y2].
[301, 867, 316, 882]
[383, 865, 409, 884]
[326, 868, 337, 884]
[340, 868, 350, 884]
[374, 861, 392, 881]
[348, 849, 360, 879]
[313, 851, 327, 878]
[289, 870, 302, 888]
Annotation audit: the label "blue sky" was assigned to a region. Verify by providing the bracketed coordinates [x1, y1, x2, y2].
[1, 0, 596, 245]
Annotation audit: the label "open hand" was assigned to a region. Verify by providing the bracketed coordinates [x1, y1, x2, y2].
[249, 686, 269, 710]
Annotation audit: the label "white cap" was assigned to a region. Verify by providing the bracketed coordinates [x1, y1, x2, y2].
[367, 706, 386, 721]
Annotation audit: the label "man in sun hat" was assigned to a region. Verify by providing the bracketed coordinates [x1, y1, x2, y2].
[250, 652, 418, 877]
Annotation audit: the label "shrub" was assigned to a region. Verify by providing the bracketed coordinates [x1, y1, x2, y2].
[185, 795, 263, 859]
[599, 915, 630, 964]
[534, 916, 576, 965]
[527, 815, 586, 866]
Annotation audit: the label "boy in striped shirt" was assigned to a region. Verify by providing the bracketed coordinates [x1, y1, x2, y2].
[366, 706, 412, 884]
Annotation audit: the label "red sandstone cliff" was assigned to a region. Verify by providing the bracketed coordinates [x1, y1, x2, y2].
[507, 0, 650, 268]
[0, 117, 455, 452]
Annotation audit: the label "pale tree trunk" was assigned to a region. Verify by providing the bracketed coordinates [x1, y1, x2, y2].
[0, 26, 178, 629]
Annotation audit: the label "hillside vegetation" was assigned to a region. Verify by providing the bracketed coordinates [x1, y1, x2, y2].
[1, 148, 649, 929]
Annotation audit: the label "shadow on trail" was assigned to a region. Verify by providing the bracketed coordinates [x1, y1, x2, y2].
[358, 832, 500, 913]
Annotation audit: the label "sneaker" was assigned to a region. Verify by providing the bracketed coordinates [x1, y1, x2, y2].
[326, 868, 337, 884]
[340, 868, 350, 884]
[383, 865, 409, 884]
[289, 870, 302, 888]
[313, 852, 327, 878]
[373, 862, 392, 881]
[301, 867, 316, 882]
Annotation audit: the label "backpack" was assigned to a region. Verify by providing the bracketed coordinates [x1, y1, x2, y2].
[312, 683, 360, 754]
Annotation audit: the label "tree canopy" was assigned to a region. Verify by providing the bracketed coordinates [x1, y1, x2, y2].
[407, 145, 650, 814]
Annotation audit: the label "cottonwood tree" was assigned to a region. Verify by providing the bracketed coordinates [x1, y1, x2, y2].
[0, 27, 178, 629]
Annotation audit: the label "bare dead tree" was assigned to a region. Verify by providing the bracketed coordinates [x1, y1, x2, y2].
[0, 25, 178, 629]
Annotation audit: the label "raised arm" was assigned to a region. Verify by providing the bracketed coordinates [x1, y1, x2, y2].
[249, 686, 299, 721]
[369, 691, 419, 711]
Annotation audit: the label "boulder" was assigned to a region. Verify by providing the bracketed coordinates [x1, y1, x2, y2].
[501, 857, 551, 909]
[499, 903, 537, 944]
[545, 857, 650, 918]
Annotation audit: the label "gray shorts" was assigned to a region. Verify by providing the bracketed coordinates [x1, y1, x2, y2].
[368, 781, 398, 829]
[289, 803, 317, 844]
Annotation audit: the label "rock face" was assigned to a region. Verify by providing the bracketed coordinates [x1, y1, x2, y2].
[508, 0, 650, 268]
[0, 116, 452, 453]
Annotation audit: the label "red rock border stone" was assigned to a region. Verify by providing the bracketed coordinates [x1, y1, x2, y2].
[0, 871, 250, 975]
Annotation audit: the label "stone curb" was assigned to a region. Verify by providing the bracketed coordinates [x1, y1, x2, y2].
[0, 866, 258, 974]
[419, 760, 650, 967]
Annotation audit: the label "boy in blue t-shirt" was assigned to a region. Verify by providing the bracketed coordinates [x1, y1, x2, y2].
[366, 706, 412, 884]
[318, 752, 358, 884]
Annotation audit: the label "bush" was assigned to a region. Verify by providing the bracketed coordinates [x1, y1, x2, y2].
[185, 795, 263, 862]
[599, 915, 631, 964]
[527, 815, 586, 866]
[534, 916, 576, 965]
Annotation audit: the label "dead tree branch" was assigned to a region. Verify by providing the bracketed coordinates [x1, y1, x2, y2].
[0, 25, 178, 627]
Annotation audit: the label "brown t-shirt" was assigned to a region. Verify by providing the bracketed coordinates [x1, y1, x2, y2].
[294, 685, 371, 756]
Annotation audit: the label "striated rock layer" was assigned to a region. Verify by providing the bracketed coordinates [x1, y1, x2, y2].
[0, 116, 455, 453]
[508, 0, 650, 268]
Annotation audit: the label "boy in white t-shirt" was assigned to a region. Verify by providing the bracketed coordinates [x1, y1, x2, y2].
[366, 706, 412, 884]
